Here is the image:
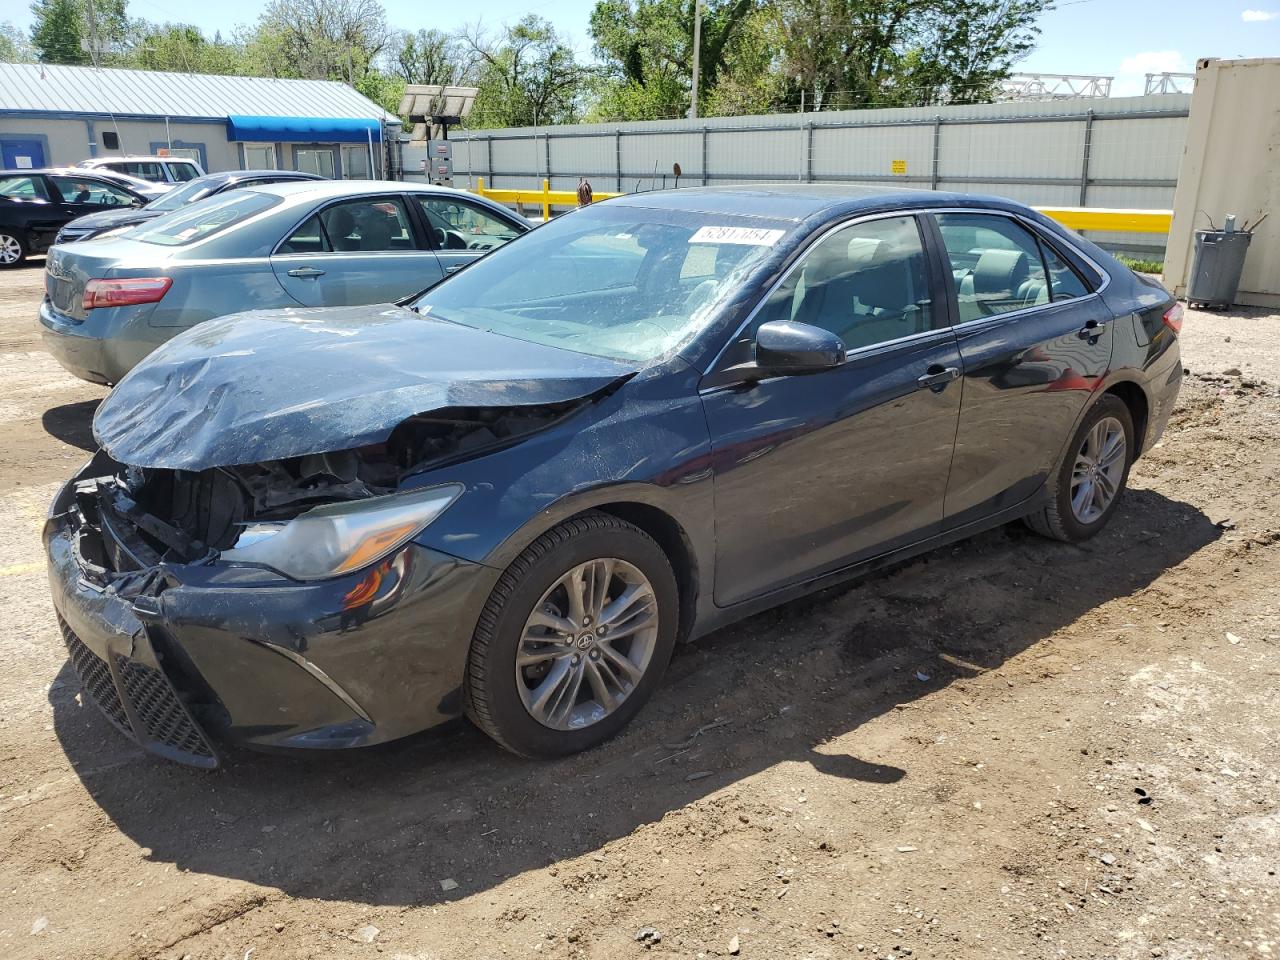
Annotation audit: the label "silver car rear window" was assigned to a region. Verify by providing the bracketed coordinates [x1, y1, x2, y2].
[133, 192, 281, 246]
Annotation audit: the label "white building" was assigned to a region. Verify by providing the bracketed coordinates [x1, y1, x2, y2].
[0, 62, 395, 178]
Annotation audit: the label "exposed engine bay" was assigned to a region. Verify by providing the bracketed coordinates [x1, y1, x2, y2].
[74, 402, 582, 570]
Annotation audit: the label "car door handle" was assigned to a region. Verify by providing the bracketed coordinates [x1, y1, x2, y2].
[1077, 319, 1107, 339]
[917, 365, 961, 391]
[287, 266, 325, 279]
[444, 264, 464, 274]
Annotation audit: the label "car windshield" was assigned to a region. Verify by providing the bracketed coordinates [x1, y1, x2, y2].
[145, 178, 217, 211]
[132, 191, 280, 246]
[409, 205, 791, 362]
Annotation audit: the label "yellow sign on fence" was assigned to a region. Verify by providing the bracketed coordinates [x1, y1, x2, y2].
[891, 159, 908, 175]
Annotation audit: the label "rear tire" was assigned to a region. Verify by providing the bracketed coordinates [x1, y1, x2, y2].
[1025, 395, 1134, 542]
[0, 232, 27, 268]
[464, 513, 679, 758]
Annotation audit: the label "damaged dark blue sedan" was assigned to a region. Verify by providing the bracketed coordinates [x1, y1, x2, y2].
[46, 185, 1184, 767]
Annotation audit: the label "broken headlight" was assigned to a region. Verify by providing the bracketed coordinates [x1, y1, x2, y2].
[219, 483, 463, 581]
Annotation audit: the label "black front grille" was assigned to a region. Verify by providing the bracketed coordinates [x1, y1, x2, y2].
[116, 658, 215, 760]
[58, 616, 217, 766]
[59, 617, 131, 735]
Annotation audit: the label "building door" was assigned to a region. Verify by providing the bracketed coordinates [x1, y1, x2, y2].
[1, 139, 46, 170]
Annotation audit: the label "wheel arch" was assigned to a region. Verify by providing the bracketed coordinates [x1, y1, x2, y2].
[480, 484, 708, 645]
[1102, 378, 1151, 456]
[582, 501, 700, 644]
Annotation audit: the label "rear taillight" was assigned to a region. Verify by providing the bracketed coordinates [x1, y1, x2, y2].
[1162, 302, 1184, 335]
[82, 277, 172, 311]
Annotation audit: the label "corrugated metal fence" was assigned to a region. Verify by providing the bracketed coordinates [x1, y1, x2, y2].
[442, 94, 1191, 254]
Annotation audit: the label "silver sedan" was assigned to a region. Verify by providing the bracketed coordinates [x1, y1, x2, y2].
[39, 180, 527, 384]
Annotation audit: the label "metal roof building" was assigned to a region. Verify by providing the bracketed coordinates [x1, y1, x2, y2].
[0, 62, 396, 179]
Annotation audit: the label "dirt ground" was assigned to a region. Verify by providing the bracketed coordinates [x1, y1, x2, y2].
[1, 259, 1278, 960]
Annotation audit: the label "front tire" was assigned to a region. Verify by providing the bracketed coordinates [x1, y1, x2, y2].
[464, 513, 679, 758]
[1025, 395, 1134, 542]
[0, 231, 27, 268]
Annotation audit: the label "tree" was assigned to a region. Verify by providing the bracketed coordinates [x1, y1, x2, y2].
[29, 0, 131, 65]
[128, 23, 249, 74]
[588, 0, 760, 120]
[464, 17, 589, 128]
[246, 0, 392, 81]
[29, 0, 87, 64]
[388, 28, 470, 86]
[770, 0, 1050, 110]
[1, 20, 37, 62]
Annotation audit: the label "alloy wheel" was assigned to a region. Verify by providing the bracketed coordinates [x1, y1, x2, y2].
[0, 235, 21, 265]
[516, 557, 660, 731]
[1070, 415, 1126, 524]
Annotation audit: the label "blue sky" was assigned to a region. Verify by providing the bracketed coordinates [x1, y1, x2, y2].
[8, 0, 1280, 95]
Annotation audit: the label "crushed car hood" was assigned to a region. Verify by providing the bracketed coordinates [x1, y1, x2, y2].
[94, 305, 637, 470]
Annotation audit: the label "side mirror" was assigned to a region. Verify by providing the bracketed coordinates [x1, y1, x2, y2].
[754, 320, 846, 375]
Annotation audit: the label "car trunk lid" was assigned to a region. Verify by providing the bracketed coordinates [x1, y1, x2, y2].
[45, 239, 173, 322]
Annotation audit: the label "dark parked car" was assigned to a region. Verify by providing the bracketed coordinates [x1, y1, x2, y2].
[53, 169, 324, 243]
[0, 168, 150, 267]
[46, 186, 1183, 768]
[39, 180, 527, 384]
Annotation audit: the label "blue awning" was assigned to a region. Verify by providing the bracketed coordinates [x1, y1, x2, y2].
[226, 115, 382, 144]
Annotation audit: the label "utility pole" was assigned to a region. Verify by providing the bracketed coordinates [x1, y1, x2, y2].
[690, 0, 702, 119]
[85, 0, 101, 68]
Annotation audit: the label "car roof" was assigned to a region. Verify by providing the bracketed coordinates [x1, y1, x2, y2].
[193, 169, 324, 186]
[603, 183, 1031, 221]
[247, 179, 488, 201]
[81, 155, 200, 164]
[0, 167, 138, 179]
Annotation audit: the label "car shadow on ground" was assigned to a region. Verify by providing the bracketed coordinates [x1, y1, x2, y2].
[48, 487, 1221, 907]
[42, 399, 101, 452]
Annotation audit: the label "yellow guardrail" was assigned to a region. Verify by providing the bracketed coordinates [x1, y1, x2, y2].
[472, 179, 1172, 235]
[473, 178, 621, 221]
[1034, 207, 1173, 235]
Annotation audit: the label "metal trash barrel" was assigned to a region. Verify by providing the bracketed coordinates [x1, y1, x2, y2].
[1187, 229, 1252, 308]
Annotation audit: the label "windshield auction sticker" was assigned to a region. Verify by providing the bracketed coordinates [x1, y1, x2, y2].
[689, 226, 785, 246]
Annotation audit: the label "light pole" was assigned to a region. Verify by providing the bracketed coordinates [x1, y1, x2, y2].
[690, 0, 702, 119]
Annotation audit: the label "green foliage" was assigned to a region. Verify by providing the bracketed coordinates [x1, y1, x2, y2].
[129, 24, 248, 74]
[1116, 255, 1164, 275]
[588, 0, 761, 120]
[12, 0, 1055, 131]
[1, 20, 37, 62]
[465, 17, 589, 128]
[246, 0, 391, 81]
[354, 70, 406, 115]
[390, 28, 467, 86]
[29, 0, 87, 64]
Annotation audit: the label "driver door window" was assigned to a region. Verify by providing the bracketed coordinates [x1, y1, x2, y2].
[415, 197, 518, 252]
[50, 177, 136, 207]
[755, 215, 937, 351]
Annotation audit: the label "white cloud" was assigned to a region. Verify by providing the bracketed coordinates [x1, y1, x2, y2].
[1241, 9, 1279, 21]
[1113, 50, 1193, 97]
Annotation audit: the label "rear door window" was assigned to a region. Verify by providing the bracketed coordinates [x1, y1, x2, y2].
[935, 213, 1050, 323]
[1038, 238, 1092, 301]
[120, 161, 166, 181]
[167, 162, 200, 182]
[133, 191, 280, 246]
[278, 214, 330, 254]
[0, 175, 50, 201]
[50, 176, 137, 206]
[316, 197, 416, 252]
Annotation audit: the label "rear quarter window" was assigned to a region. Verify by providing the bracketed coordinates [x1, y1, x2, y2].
[132, 192, 280, 246]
